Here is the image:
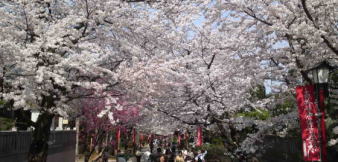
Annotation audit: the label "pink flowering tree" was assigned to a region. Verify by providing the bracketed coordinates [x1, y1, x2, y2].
[79, 91, 141, 162]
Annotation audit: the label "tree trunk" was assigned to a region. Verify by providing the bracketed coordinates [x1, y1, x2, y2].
[84, 155, 90, 162]
[28, 112, 54, 162]
[83, 134, 90, 162]
[84, 130, 106, 162]
[215, 122, 238, 158]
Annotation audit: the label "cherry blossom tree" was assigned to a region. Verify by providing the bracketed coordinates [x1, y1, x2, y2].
[0, 0, 336, 161]
[0, 1, 116, 161]
[0, 0, 185, 161]
[0, 1, 200, 160]
[194, 0, 337, 86]
[194, 0, 337, 158]
[79, 90, 140, 162]
[117, 0, 337, 159]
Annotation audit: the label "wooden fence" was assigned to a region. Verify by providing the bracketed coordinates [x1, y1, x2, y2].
[0, 130, 76, 162]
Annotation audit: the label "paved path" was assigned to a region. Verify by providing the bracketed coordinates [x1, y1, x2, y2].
[76, 156, 117, 162]
[76, 145, 152, 162]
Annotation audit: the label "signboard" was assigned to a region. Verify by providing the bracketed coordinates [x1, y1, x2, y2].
[62, 119, 69, 124]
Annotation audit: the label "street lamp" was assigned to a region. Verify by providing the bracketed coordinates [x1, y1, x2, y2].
[305, 61, 333, 162]
[306, 61, 332, 85]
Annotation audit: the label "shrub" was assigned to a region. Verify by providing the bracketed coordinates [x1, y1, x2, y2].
[196, 144, 231, 162]
[0, 117, 15, 130]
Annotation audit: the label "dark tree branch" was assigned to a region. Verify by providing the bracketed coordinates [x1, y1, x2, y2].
[82, 0, 90, 36]
[23, 8, 39, 43]
[321, 36, 338, 55]
[269, 58, 291, 85]
[287, 16, 297, 29]
[244, 8, 273, 26]
[300, 0, 315, 24]
[301, 0, 338, 55]
[295, 57, 313, 84]
[207, 53, 216, 69]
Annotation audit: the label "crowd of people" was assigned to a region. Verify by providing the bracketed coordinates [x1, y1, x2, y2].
[144, 146, 207, 162]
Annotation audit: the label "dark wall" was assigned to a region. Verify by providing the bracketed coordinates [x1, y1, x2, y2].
[259, 136, 302, 162]
[0, 109, 32, 130]
[0, 131, 76, 162]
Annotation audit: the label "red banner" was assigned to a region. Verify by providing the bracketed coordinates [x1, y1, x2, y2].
[116, 127, 121, 150]
[296, 85, 327, 161]
[132, 128, 136, 145]
[196, 127, 203, 147]
[178, 134, 181, 145]
[148, 134, 152, 143]
[140, 133, 144, 143]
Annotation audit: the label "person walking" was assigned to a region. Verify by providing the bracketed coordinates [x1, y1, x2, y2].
[101, 147, 109, 162]
[160, 153, 166, 162]
[175, 151, 185, 162]
[142, 150, 151, 162]
[165, 149, 175, 162]
[150, 140, 154, 153]
[135, 150, 142, 162]
[150, 148, 163, 162]
[194, 150, 207, 162]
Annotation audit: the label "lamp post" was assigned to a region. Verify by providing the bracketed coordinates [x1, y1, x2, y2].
[306, 61, 331, 85]
[306, 61, 333, 162]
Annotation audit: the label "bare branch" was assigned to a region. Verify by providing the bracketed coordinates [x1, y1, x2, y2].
[243, 8, 273, 26]
[301, 0, 338, 55]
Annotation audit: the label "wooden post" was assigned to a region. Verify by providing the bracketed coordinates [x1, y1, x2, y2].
[75, 118, 79, 156]
[90, 137, 93, 152]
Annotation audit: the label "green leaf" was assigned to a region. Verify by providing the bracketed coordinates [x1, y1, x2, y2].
[0, 117, 15, 130]
[236, 108, 270, 120]
[0, 100, 6, 105]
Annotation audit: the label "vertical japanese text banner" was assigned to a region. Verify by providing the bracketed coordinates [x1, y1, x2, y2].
[296, 85, 321, 161]
[196, 127, 203, 147]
